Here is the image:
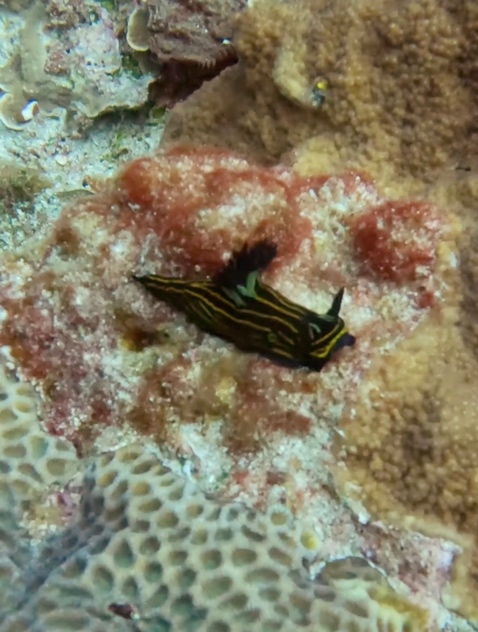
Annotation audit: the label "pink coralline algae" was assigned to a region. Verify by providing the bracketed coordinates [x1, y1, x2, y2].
[0, 147, 445, 457]
[351, 200, 442, 284]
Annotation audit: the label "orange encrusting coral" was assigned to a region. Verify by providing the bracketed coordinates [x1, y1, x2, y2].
[335, 313, 478, 620]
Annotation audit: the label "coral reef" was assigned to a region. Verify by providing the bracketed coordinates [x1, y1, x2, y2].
[137, 0, 244, 65]
[0, 0, 165, 252]
[0, 363, 430, 631]
[333, 168, 478, 620]
[161, 0, 477, 186]
[0, 162, 51, 249]
[334, 319, 478, 619]
[45, 0, 91, 29]
[1, 0, 478, 627]
[0, 145, 468, 629]
[0, 147, 448, 452]
[155, 0, 478, 619]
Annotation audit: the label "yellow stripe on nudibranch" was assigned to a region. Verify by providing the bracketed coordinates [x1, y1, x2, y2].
[133, 240, 355, 371]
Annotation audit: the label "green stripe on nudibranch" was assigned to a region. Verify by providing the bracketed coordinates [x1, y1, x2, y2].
[132, 240, 355, 371]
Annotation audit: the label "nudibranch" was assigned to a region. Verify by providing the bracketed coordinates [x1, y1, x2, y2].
[133, 240, 355, 371]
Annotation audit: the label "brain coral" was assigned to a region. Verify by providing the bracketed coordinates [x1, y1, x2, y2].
[162, 0, 477, 186]
[0, 361, 429, 631]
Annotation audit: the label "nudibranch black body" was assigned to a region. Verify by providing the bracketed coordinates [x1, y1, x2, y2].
[133, 240, 355, 371]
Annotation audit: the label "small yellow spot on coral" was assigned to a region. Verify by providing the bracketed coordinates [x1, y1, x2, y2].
[311, 76, 329, 107]
[300, 529, 321, 551]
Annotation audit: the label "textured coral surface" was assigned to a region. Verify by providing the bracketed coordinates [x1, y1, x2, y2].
[162, 0, 478, 186]
[0, 147, 447, 451]
[143, 0, 244, 65]
[0, 0, 154, 130]
[2, 0, 478, 628]
[156, 0, 478, 621]
[126, 0, 245, 105]
[0, 364, 430, 631]
[0, 145, 468, 629]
